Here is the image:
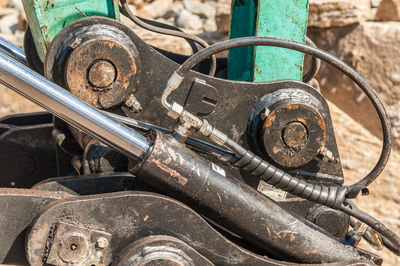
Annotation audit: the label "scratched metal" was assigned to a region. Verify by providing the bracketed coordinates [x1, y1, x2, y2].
[135, 132, 360, 263]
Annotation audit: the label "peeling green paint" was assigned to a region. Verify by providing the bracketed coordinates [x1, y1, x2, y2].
[21, 0, 120, 61]
[228, 0, 309, 82]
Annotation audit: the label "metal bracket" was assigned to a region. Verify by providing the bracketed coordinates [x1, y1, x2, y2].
[21, 0, 120, 61]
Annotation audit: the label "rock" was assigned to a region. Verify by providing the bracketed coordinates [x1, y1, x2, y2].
[308, 22, 400, 150]
[375, 0, 400, 21]
[161, 2, 184, 20]
[308, 0, 371, 28]
[371, 0, 382, 7]
[0, 0, 10, 8]
[216, 0, 231, 32]
[137, 0, 173, 19]
[203, 18, 217, 32]
[7, 0, 24, 13]
[0, 7, 18, 18]
[329, 100, 400, 266]
[183, 0, 217, 19]
[0, 12, 19, 34]
[176, 9, 203, 30]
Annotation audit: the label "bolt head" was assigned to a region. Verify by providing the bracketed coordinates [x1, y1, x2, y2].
[96, 237, 109, 249]
[282, 122, 308, 149]
[88, 60, 116, 88]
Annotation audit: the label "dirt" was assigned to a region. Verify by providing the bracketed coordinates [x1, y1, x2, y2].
[1, 1, 400, 265]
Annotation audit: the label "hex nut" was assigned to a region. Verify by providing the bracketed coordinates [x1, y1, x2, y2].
[168, 102, 184, 120]
[96, 237, 109, 249]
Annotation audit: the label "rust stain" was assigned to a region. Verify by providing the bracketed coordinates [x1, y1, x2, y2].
[263, 111, 276, 128]
[317, 116, 326, 132]
[151, 157, 188, 186]
[303, 249, 319, 255]
[285, 104, 299, 110]
[131, 209, 139, 217]
[297, 118, 307, 125]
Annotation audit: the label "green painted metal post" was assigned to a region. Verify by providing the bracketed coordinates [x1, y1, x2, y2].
[228, 0, 309, 82]
[21, 0, 120, 62]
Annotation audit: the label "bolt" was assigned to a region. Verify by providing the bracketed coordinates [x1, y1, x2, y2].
[69, 38, 82, 49]
[88, 60, 116, 88]
[96, 237, 109, 249]
[125, 94, 142, 112]
[320, 146, 335, 162]
[282, 122, 308, 149]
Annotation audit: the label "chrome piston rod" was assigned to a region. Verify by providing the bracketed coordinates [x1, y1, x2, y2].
[0, 50, 150, 159]
[0, 38, 26, 64]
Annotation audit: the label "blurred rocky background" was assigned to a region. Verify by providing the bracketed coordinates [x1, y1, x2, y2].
[1, 0, 400, 264]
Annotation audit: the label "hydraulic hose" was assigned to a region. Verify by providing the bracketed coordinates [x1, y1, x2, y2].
[160, 36, 397, 252]
[121, 2, 217, 77]
[170, 36, 391, 189]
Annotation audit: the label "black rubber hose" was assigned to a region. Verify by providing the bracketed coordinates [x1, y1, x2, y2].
[343, 202, 400, 254]
[175, 36, 391, 189]
[224, 138, 347, 209]
[303, 37, 321, 83]
[121, 3, 217, 77]
[350, 218, 400, 256]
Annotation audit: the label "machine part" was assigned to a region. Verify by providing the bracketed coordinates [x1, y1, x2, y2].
[100, 110, 236, 161]
[0, 113, 57, 188]
[121, 3, 217, 77]
[21, 0, 120, 61]
[303, 37, 322, 83]
[163, 36, 391, 193]
[32, 173, 146, 196]
[45, 221, 112, 265]
[0, 50, 150, 160]
[23, 190, 380, 266]
[45, 21, 140, 109]
[248, 89, 326, 168]
[0, 34, 353, 256]
[159, 36, 400, 251]
[134, 131, 360, 263]
[125, 94, 143, 113]
[39, 18, 343, 185]
[116, 235, 213, 266]
[0, 37, 26, 65]
[0, 188, 65, 264]
[228, 0, 309, 82]
[306, 205, 350, 240]
[184, 78, 219, 117]
[24, 27, 43, 74]
[82, 141, 128, 175]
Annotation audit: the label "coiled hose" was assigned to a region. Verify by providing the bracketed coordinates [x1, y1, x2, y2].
[163, 36, 399, 253]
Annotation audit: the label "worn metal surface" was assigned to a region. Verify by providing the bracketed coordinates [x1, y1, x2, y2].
[254, 0, 309, 82]
[0, 112, 57, 188]
[22, 190, 378, 265]
[39, 17, 344, 184]
[228, 0, 257, 81]
[134, 132, 359, 263]
[116, 235, 213, 266]
[228, 0, 309, 82]
[23, 191, 293, 265]
[0, 188, 65, 264]
[33, 172, 148, 195]
[46, 221, 113, 265]
[0, 49, 151, 160]
[21, 0, 120, 61]
[248, 89, 327, 168]
[46, 22, 140, 109]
